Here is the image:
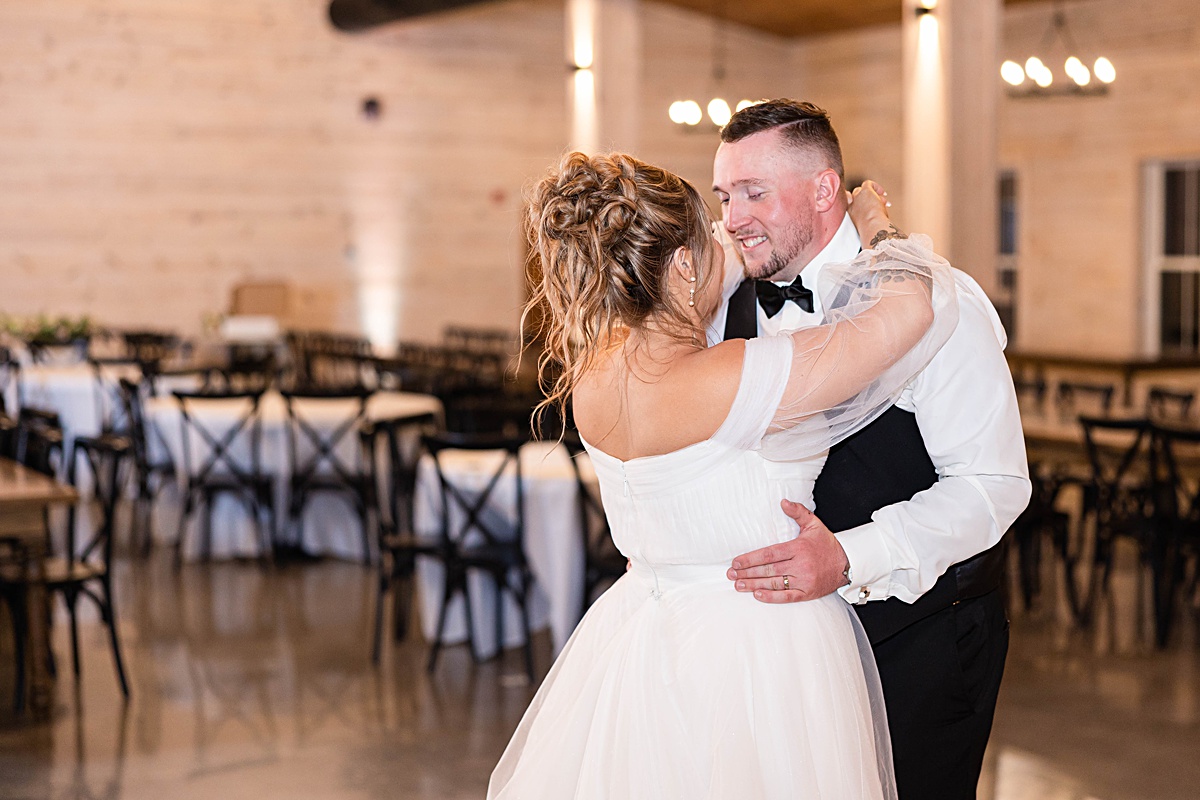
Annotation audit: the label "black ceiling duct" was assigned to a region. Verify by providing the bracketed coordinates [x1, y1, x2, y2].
[328, 0, 495, 32]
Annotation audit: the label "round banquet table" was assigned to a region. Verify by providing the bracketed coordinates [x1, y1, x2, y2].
[413, 439, 599, 660]
[15, 363, 140, 442]
[147, 390, 442, 561]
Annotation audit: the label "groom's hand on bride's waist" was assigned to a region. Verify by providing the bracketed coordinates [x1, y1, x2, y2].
[726, 500, 851, 604]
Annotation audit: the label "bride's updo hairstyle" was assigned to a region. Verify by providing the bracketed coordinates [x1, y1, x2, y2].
[523, 151, 716, 420]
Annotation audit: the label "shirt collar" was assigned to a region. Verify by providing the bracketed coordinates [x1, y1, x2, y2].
[795, 212, 861, 286]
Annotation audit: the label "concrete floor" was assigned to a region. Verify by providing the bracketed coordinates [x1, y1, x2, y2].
[0, 547, 1197, 800]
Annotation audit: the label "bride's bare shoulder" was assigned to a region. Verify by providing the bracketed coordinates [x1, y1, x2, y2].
[571, 339, 747, 459]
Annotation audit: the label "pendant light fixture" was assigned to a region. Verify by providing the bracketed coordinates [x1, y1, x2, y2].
[1001, 2, 1114, 97]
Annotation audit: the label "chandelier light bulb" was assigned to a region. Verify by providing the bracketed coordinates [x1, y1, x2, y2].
[707, 97, 732, 127]
[1064, 56, 1083, 78]
[1094, 56, 1116, 84]
[682, 100, 703, 126]
[1034, 69, 1053, 88]
[1000, 60, 1026, 86]
[668, 101, 689, 124]
[1024, 56, 1045, 78]
[736, 99, 756, 112]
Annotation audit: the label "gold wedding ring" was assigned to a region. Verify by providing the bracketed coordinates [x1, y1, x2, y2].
[782, 575, 790, 591]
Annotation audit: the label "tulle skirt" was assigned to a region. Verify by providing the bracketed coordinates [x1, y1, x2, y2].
[488, 563, 896, 800]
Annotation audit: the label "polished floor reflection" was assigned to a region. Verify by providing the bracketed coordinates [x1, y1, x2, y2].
[0, 548, 1196, 800]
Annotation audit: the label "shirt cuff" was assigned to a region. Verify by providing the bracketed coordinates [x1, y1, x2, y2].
[835, 522, 893, 605]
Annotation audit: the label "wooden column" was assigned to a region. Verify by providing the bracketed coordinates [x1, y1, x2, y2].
[903, 0, 1000, 293]
[567, 0, 641, 154]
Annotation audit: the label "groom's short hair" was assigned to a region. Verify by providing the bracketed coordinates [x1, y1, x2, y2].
[721, 99, 844, 181]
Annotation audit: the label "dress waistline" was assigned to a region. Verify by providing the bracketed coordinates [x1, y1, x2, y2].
[628, 561, 729, 597]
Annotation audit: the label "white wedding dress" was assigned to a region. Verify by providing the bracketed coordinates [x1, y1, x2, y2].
[488, 238, 958, 800]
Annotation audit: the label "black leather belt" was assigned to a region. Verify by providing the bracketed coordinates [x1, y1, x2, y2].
[855, 540, 1006, 645]
[952, 541, 1006, 603]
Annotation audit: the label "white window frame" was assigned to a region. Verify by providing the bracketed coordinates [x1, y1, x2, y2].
[1143, 159, 1200, 357]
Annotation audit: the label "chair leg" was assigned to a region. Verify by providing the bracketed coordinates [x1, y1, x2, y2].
[462, 570, 479, 663]
[426, 569, 457, 673]
[5, 593, 28, 713]
[492, 570, 504, 663]
[175, 490, 195, 570]
[100, 580, 130, 699]
[202, 492, 214, 562]
[358, 494, 372, 567]
[66, 591, 82, 680]
[372, 560, 389, 665]
[516, 572, 535, 681]
[392, 567, 414, 642]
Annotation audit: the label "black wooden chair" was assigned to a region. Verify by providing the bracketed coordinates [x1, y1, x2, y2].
[1013, 375, 1048, 418]
[59, 428, 132, 697]
[14, 408, 64, 475]
[562, 433, 624, 614]
[117, 378, 175, 554]
[1145, 423, 1200, 647]
[280, 386, 376, 563]
[1066, 416, 1155, 626]
[0, 346, 19, 415]
[2, 417, 130, 703]
[422, 431, 535, 680]
[1146, 386, 1195, 423]
[0, 410, 17, 459]
[1055, 381, 1116, 423]
[1, 417, 64, 711]
[173, 389, 274, 565]
[366, 411, 440, 663]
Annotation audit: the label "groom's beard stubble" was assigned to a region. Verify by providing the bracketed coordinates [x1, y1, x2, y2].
[740, 208, 816, 282]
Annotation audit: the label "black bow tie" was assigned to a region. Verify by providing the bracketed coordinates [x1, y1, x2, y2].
[755, 276, 814, 318]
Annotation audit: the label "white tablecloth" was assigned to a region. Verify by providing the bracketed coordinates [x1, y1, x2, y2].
[13, 363, 144, 496]
[15, 363, 142, 441]
[413, 440, 596, 659]
[148, 390, 442, 561]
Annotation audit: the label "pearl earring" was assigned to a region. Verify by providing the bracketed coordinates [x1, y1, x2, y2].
[688, 275, 697, 307]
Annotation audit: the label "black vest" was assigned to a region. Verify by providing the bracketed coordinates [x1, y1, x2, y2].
[723, 280, 1004, 645]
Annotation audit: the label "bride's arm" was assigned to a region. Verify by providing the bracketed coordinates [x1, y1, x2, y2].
[769, 184, 943, 431]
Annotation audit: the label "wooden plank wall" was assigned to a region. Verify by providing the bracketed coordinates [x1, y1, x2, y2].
[0, 0, 568, 345]
[791, 0, 1200, 359]
[0, 0, 798, 348]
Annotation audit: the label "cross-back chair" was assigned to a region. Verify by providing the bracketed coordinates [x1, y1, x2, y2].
[280, 386, 376, 563]
[421, 431, 535, 680]
[0, 346, 19, 415]
[1146, 423, 1200, 647]
[366, 411, 440, 663]
[1146, 386, 1195, 424]
[1067, 416, 1155, 626]
[1055, 381, 1116, 423]
[173, 389, 274, 565]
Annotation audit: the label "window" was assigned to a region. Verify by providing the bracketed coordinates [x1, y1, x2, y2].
[996, 171, 1018, 337]
[1148, 161, 1200, 354]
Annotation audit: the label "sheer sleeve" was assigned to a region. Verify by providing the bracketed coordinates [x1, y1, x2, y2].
[758, 235, 959, 461]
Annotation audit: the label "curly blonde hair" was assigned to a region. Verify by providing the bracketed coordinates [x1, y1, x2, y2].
[523, 151, 717, 425]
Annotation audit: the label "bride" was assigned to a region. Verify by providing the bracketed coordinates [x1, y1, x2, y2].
[488, 151, 958, 799]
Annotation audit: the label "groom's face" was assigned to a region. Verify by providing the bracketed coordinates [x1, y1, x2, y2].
[712, 129, 820, 282]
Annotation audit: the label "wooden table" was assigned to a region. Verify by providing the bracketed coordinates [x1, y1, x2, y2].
[0, 457, 77, 719]
[1008, 351, 1200, 409]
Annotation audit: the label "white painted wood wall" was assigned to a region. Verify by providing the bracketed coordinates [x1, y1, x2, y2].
[5, 0, 1199, 358]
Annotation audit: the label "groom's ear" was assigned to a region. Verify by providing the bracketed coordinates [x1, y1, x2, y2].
[813, 169, 842, 213]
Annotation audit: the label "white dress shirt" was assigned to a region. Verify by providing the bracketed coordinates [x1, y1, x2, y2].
[710, 213, 1031, 605]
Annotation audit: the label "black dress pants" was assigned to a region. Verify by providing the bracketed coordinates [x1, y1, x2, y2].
[871, 589, 1009, 800]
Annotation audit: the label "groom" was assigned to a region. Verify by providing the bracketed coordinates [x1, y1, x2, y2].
[713, 100, 1031, 799]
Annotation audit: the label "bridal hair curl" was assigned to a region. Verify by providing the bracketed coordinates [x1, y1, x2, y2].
[523, 151, 716, 423]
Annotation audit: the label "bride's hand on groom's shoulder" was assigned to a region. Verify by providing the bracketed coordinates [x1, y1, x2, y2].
[725, 500, 851, 604]
[848, 181, 901, 248]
